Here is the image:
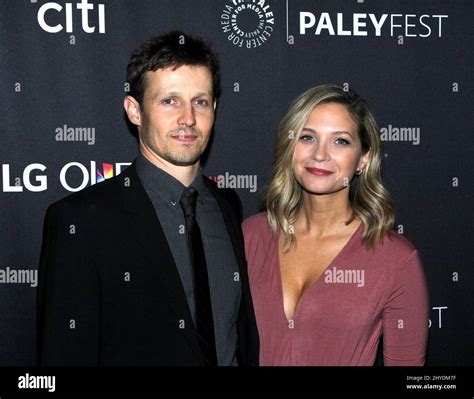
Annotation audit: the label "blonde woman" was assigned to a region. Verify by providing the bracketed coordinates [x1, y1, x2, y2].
[243, 85, 429, 366]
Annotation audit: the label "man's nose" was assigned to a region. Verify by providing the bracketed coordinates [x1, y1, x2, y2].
[177, 103, 196, 127]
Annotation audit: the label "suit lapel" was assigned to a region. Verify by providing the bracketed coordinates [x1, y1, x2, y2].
[118, 163, 204, 363]
[204, 177, 258, 366]
[203, 177, 247, 283]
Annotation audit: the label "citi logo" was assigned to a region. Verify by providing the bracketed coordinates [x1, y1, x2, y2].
[37, 0, 105, 34]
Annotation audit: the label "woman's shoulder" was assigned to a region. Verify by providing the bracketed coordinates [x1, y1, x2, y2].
[354, 228, 425, 289]
[381, 230, 416, 251]
[373, 229, 420, 266]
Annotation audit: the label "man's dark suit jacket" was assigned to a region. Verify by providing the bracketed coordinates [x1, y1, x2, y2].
[37, 162, 259, 366]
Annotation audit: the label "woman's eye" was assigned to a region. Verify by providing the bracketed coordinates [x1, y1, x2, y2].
[299, 135, 314, 142]
[335, 138, 350, 145]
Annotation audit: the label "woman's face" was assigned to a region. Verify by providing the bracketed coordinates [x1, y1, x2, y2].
[293, 102, 369, 195]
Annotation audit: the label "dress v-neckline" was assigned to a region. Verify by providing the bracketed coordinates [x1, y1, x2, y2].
[275, 222, 363, 324]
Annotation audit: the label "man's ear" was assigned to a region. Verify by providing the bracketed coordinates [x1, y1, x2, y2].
[124, 96, 142, 126]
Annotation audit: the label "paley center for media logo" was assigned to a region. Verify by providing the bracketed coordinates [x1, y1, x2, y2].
[1, 162, 130, 193]
[221, 0, 275, 48]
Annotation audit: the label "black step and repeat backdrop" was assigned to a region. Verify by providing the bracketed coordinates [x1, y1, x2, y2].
[1, 0, 472, 367]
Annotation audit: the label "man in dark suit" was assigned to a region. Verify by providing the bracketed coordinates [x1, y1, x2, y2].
[37, 31, 259, 366]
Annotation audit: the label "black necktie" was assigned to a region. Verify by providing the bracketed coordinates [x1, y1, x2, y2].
[180, 186, 218, 366]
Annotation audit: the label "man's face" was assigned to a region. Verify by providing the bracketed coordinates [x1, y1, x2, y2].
[128, 65, 215, 166]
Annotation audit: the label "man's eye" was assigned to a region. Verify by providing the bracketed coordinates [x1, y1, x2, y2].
[162, 98, 176, 105]
[194, 99, 209, 106]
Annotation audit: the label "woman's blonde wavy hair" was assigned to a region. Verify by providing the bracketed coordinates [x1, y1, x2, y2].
[264, 84, 395, 252]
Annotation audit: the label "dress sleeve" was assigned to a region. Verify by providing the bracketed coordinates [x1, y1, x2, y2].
[382, 250, 430, 366]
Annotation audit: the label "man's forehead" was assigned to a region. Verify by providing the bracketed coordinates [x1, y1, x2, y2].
[145, 65, 213, 91]
[147, 65, 212, 79]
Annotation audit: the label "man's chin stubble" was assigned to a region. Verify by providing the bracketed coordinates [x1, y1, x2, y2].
[163, 151, 202, 167]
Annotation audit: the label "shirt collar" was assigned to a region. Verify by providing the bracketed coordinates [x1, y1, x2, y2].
[136, 152, 206, 206]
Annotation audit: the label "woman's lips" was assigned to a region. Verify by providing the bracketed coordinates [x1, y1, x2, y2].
[305, 167, 334, 176]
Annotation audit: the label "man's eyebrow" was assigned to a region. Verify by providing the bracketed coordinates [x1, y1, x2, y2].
[152, 90, 179, 100]
[194, 91, 213, 98]
[152, 90, 212, 100]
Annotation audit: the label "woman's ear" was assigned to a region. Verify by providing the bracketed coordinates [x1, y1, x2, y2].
[358, 149, 371, 173]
